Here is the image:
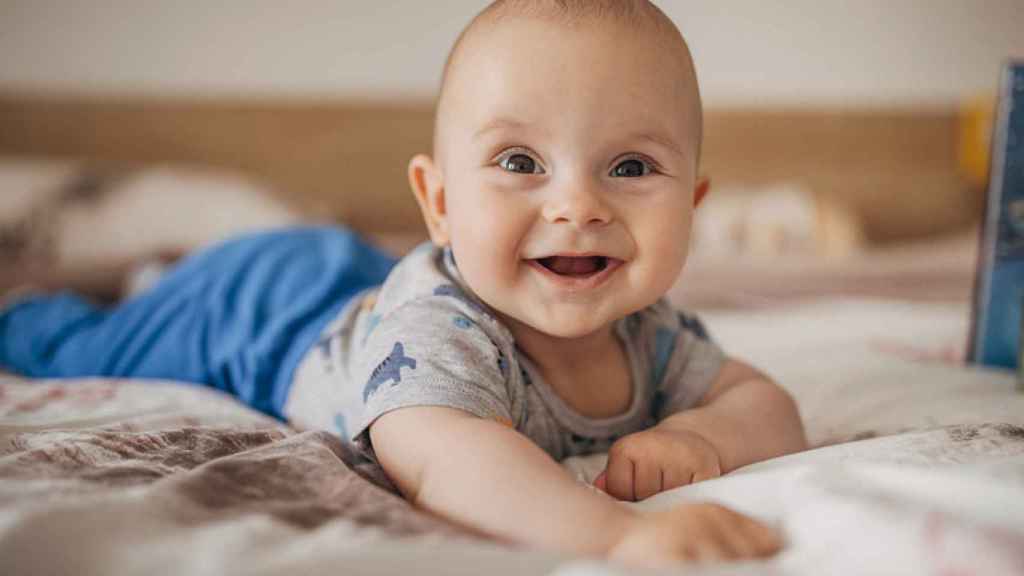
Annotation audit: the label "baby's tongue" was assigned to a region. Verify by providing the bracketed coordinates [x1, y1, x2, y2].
[543, 256, 600, 276]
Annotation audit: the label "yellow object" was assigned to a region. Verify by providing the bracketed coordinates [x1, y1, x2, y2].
[959, 96, 997, 190]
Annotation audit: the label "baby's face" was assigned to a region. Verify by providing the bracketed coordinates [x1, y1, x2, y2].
[431, 17, 701, 340]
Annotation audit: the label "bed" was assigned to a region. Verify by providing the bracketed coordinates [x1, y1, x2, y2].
[5, 237, 1024, 575]
[2, 98, 1022, 575]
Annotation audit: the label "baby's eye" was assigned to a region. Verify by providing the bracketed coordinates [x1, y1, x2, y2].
[610, 158, 653, 178]
[496, 151, 545, 174]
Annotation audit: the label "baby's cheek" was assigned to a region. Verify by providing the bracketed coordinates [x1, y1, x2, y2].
[455, 195, 529, 254]
[638, 226, 688, 280]
[447, 223, 523, 316]
[656, 210, 692, 257]
[450, 241, 501, 296]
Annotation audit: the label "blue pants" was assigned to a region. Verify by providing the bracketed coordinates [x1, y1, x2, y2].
[0, 226, 396, 419]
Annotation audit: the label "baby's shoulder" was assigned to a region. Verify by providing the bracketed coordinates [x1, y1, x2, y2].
[373, 244, 473, 308]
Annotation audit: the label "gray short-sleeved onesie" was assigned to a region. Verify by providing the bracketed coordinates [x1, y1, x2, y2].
[284, 242, 725, 464]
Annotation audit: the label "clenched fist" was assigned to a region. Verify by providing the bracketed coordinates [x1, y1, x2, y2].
[594, 427, 722, 501]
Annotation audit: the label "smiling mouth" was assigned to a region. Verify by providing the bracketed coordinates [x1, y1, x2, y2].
[535, 255, 612, 277]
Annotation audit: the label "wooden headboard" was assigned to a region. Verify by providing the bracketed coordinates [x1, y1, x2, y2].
[0, 93, 980, 243]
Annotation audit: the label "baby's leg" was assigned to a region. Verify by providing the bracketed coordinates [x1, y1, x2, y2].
[0, 249, 238, 385]
[0, 226, 395, 418]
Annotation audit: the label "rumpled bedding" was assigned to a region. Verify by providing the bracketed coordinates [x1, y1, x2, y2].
[4, 297, 1024, 575]
[0, 377, 543, 575]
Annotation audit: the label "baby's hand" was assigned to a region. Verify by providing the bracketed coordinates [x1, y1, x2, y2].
[610, 502, 783, 567]
[594, 427, 721, 501]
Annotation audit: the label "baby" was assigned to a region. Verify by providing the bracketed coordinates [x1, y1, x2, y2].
[0, 0, 806, 568]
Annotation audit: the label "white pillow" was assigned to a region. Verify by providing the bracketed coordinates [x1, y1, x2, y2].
[52, 165, 304, 267]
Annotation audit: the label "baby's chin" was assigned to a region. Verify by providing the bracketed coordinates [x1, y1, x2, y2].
[507, 302, 630, 341]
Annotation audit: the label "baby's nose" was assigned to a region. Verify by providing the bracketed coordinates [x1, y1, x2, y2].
[541, 181, 612, 227]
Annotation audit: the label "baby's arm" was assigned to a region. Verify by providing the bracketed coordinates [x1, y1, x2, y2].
[595, 358, 806, 501]
[657, 358, 807, 474]
[369, 405, 781, 565]
[370, 405, 631, 554]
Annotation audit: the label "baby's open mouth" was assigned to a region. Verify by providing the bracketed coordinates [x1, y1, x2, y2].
[535, 255, 610, 277]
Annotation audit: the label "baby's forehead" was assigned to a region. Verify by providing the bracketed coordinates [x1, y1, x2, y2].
[441, 10, 692, 96]
[435, 14, 701, 159]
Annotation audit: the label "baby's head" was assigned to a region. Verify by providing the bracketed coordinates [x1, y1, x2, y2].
[408, 0, 708, 341]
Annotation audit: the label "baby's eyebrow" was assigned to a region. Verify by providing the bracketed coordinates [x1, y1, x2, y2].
[628, 132, 686, 159]
[473, 117, 534, 141]
[473, 118, 688, 159]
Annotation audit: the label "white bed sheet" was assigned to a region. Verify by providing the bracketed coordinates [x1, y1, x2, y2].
[558, 297, 1024, 575]
[703, 297, 1019, 446]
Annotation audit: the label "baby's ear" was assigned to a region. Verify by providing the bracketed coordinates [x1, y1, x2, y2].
[408, 154, 449, 246]
[693, 177, 711, 208]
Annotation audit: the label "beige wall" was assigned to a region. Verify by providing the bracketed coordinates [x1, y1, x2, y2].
[1, 0, 1022, 107]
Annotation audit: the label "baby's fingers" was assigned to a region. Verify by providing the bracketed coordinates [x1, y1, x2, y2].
[662, 465, 695, 492]
[633, 462, 663, 501]
[604, 452, 637, 501]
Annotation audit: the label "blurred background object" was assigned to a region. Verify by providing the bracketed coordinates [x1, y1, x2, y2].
[0, 0, 1022, 301]
[959, 96, 998, 192]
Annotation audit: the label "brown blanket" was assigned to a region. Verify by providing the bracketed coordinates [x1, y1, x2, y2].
[0, 378, 512, 576]
[3, 426, 472, 537]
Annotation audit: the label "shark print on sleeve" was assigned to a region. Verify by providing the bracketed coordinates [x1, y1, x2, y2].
[345, 283, 517, 460]
[363, 342, 417, 402]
